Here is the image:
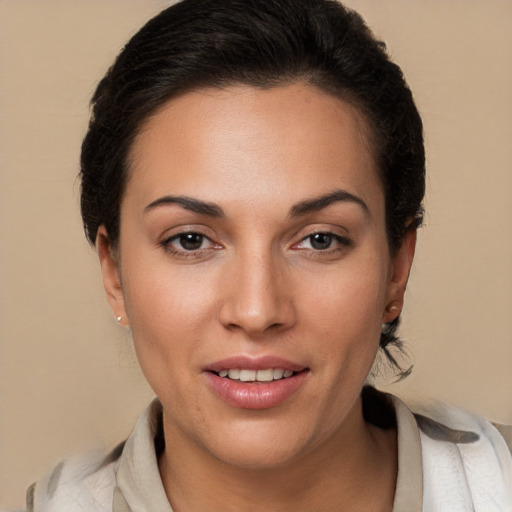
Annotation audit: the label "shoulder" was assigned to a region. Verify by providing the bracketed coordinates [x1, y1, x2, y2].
[408, 399, 512, 511]
[492, 422, 512, 454]
[26, 399, 162, 512]
[27, 442, 124, 512]
[409, 398, 512, 455]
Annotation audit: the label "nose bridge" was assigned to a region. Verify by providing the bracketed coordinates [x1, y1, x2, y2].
[219, 240, 294, 335]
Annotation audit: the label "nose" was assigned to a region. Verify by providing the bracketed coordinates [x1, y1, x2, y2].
[218, 247, 296, 337]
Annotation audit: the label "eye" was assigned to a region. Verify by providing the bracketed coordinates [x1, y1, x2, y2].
[163, 232, 216, 253]
[297, 232, 350, 251]
[306, 233, 334, 250]
[159, 229, 222, 261]
[176, 233, 205, 251]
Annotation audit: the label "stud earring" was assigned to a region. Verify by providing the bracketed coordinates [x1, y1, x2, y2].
[116, 315, 122, 323]
[385, 304, 400, 318]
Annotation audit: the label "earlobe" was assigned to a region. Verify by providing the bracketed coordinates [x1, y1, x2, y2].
[382, 229, 417, 323]
[96, 226, 128, 325]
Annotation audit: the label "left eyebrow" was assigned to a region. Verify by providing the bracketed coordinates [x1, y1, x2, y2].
[144, 195, 224, 217]
[289, 189, 370, 218]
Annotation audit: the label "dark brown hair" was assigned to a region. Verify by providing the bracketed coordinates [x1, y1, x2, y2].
[80, 0, 425, 375]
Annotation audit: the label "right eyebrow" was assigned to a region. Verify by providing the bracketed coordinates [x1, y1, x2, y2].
[289, 189, 370, 218]
[144, 195, 224, 218]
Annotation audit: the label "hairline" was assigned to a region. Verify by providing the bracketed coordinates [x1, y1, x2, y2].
[119, 78, 384, 243]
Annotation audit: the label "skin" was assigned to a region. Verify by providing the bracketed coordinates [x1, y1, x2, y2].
[98, 83, 416, 511]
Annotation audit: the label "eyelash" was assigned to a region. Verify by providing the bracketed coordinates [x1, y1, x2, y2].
[293, 232, 352, 253]
[161, 231, 219, 259]
[160, 229, 352, 260]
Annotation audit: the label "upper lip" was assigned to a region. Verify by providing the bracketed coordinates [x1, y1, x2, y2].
[204, 355, 307, 373]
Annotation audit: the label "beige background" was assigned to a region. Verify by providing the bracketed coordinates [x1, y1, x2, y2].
[1, 0, 511, 507]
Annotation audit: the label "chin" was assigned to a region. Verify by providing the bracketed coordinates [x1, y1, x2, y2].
[213, 444, 306, 471]
[203, 417, 318, 470]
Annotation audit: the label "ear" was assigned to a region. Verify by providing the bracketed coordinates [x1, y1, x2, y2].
[96, 225, 129, 326]
[382, 229, 417, 324]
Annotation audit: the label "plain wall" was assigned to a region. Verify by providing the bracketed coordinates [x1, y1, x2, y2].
[1, 0, 511, 507]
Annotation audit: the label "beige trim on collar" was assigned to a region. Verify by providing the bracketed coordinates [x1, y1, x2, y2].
[115, 399, 174, 512]
[113, 391, 424, 511]
[113, 487, 132, 512]
[389, 394, 423, 511]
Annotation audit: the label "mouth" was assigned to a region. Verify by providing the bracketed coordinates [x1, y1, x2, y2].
[213, 368, 298, 382]
[204, 357, 309, 409]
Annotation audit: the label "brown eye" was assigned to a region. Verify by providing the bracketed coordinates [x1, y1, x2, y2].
[161, 230, 222, 260]
[176, 233, 205, 250]
[163, 232, 212, 253]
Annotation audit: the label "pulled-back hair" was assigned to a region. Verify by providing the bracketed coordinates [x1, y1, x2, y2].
[80, 0, 425, 374]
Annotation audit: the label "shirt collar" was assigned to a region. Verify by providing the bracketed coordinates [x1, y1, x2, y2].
[114, 390, 423, 511]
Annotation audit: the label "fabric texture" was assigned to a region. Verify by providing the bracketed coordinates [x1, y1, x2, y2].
[26, 390, 512, 512]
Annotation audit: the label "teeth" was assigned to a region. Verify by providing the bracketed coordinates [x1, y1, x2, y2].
[228, 369, 240, 379]
[239, 369, 256, 382]
[218, 368, 296, 381]
[273, 368, 284, 380]
[256, 369, 274, 382]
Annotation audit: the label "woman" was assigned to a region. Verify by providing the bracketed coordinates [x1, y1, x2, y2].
[25, 0, 511, 510]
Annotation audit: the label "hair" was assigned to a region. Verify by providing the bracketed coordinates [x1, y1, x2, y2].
[80, 0, 425, 375]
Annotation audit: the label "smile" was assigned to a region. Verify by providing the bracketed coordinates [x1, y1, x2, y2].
[206, 362, 309, 409]
[217, 368, 295, 382]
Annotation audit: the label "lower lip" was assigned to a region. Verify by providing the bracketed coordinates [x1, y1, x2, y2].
[205, 371, 309, 410]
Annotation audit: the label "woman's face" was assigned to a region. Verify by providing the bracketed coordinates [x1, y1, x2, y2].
[99, 83, 413, 468]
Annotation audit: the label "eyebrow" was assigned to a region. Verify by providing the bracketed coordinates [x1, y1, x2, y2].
[144, 188, 369, 219]
[144, 195, 224, 217]
[290, 189, 369, 217]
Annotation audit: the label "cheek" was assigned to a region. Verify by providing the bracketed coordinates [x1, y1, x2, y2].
[303, 265, 387, 333]
[123, 250, 216, 328]
[120, 256, 220, 383]
[299, 257, 389, 369]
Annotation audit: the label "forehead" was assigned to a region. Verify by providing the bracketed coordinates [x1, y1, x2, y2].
[125, 83, 383, 216]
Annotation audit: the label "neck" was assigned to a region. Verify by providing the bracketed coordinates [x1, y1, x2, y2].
[158, 398, 397, 512]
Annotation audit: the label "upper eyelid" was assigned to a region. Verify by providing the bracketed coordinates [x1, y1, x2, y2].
[300, 229, 349, 239]
[291, 224, 351, 242]
[295, 232, 351, 246]
[163, 231, 216, 247]
[165, 230, 210, 240]
[160, 225, 215, 240]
